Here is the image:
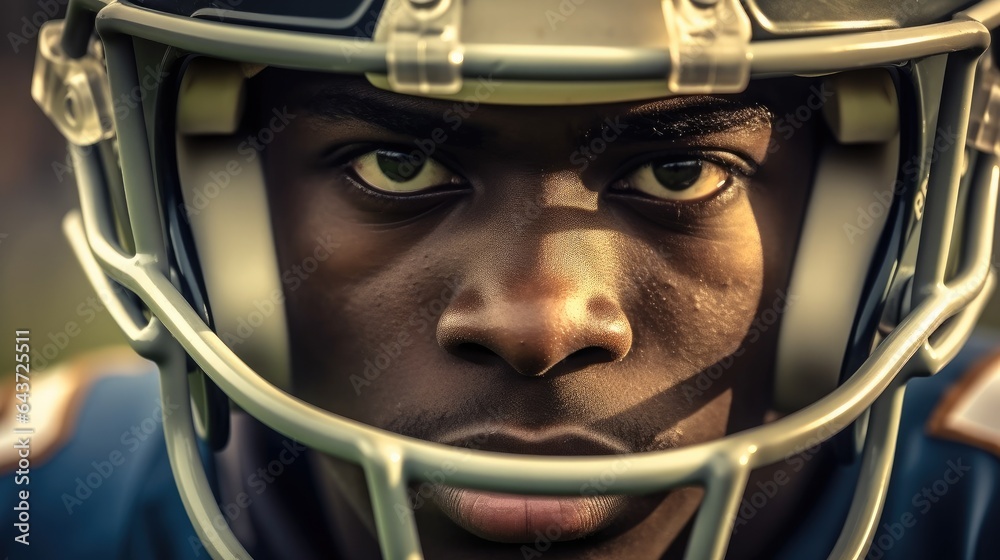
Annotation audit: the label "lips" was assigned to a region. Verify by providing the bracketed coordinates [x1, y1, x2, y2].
[431, 427, 633, 543]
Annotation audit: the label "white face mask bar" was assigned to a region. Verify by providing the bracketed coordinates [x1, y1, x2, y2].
[36, 1, 1000, 558]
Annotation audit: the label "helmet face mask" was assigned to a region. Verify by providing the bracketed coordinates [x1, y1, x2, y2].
[33, 1, 1000, 559]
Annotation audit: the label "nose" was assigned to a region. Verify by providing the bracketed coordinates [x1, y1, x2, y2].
[437, 288, 632, 377]
[436, 169, 634, 377]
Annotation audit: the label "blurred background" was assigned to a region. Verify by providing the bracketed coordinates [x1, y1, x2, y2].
[1, 0, 123, 376]
[2, 0, 1000, 379]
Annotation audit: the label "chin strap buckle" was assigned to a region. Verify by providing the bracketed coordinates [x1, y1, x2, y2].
[662, 0, 753, 94]
[385, 0, 464, 95]
[969, 51, 1000, 155]
[32, 20, 114, 147]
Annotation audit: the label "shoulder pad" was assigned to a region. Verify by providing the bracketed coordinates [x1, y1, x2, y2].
[0, 347, 155, 472]
[928, 348, 1000, 458]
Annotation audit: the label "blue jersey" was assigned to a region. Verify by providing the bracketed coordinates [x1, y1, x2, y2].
[0, 349, 202, 560]
[2, 340, 999, 559]
[775, 334, 1000, 560]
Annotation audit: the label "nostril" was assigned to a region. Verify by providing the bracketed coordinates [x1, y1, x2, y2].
[452, 342, 501, 365]
[536, 346, 620, 378]
[437, 293, 632, 377]
[562, 346, 618, 370]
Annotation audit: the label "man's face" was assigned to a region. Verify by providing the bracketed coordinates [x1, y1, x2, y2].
[253, 71, 820, 558]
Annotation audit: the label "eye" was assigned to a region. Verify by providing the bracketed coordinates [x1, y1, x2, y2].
[350, 149, 463, 194]
[617, 157, 731, 202]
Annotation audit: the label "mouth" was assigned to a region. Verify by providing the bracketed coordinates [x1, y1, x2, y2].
[431, 427, 635, 543]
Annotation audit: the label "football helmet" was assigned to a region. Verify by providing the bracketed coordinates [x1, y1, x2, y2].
[31, 0, 1000, 558]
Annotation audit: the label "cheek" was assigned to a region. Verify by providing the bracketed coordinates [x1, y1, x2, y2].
[629, 196, 764, 375]
[267, 180, 455, 418]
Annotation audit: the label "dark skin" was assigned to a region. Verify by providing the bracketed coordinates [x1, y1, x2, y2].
[251, 70, 823, 559]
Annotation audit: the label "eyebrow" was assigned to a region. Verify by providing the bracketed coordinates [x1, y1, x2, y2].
[299, 87, 772, 148]
[299, 86, 498, 147]
[586, 98, 773, 143]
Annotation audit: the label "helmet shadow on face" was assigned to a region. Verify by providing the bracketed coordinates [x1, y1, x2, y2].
[237, 68, 826, 555]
